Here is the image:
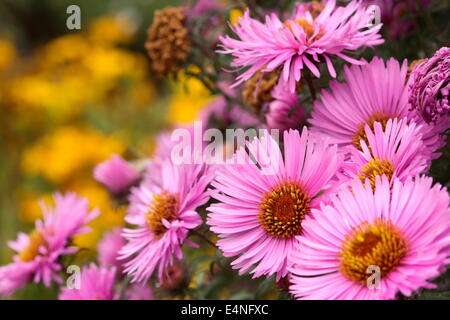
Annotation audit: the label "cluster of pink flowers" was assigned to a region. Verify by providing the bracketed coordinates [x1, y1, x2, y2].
[0, 0, 449, 300]
[219, 0, 384, 92]
[0, 193, 99, 296]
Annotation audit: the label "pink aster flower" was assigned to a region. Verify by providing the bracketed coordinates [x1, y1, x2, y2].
[97, 228, 125, 273]
[265, 81, 305, 131]
[94, 154, 140, 195]
[309, 57, 449, 160]
[185, 0, 225, 42]
[143, 125, 205, 186]
[185, 0, 224, 18]
[0, 192, 98, 297]
[119, 160, 213, 284]
[219, 0, 384, 92]
[339, 118, 428, 188]
[144, 131, 178, 186]
[409, 47, 450, 124]
[289, 176, 450, 300]
[207, 127, 341, 280]
[59, 264, 116, 300]
[123, 283, 154, 300]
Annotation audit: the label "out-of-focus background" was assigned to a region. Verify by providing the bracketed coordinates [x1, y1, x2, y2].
[0, 0, 220, 297]
[1, 0, 449, 300]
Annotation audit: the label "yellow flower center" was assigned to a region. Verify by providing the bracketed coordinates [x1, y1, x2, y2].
[259, 182, 311, 239]
[146, 191, 179, 238]
[284, 18, 323, 41]
[242, 69, 280, 112]
[339, 219, 408, 285]
[283, 1, 325, 40]
[306, 1, 325, 19]
[352, 113, 391, 150]
[357, 157, 395, 189]
[19, 229, 47, 262]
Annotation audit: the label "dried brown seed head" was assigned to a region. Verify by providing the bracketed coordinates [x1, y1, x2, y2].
[242, 70, 280, 113]
[145, 7, 191, 75]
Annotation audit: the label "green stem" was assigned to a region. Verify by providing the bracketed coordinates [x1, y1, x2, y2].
[118, 276, 131, 300]
[191, 229, 217, 249]
[305, 72, 317, 101]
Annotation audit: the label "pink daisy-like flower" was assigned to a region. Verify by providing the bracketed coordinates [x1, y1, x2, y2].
[185, 0, 223, 18]
[265, 81, 305, 131]
[119, 160, 213, 284]
[309, 57, 449, 160]
[207, 127, 341, 280]
[123, 283, 154, 300]
[93, 154, 140, 195]
[219, 0, 384, 92]
[0, 192, 98, 296]
[339, 118, 428, 188]
[289, 176, 450, 300]
[409, 47, 450, 124]
[143, 131, 178, 186]
[143, 125, 204, 186]
[97, 228, 125, 273]
[59, 264, 116, 300]
[185, 0, 225, 42]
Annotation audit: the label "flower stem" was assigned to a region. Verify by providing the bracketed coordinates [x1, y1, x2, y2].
[118, 276, 131, 300]
[191, 229, 218, 249]
[305, 72, 317, 101]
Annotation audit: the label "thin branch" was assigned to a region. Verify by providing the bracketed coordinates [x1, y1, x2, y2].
[191, 229, 218, 249]
[305, 72, 317, 101]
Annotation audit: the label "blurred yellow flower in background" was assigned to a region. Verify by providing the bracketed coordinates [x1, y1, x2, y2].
[0, 37, 16, 73]
[0, 15, 161, 260]
[19, 193, 54, 223]
[69, 180, 126, 250]
[19, 181, 125, 251]
[229, 8, 244, 25]
[88, 15, 136, 45]
[3, 15, 154, 121]
[20, 124, 128, 250]
[168, 67, 216, 124]
[84, 46, 148, 82]
[22, 126, 125, 184]
[0, 37, 16, 106]
[7, 73, 94, 120]
[37, 34, 90, 68]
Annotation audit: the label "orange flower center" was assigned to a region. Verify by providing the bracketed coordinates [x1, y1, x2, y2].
[19, 229, 47, 262]
[339, 219, 408, 285]
[357, 157, 395, 190]
[285, 18, 320, 40]
[259, 182, 311, 239]
[307, 1, 325, 19]
[352, 113, 392, 150]
[146, 191, 179, 238]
